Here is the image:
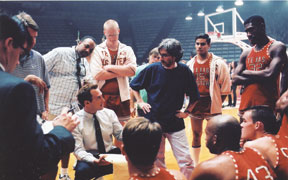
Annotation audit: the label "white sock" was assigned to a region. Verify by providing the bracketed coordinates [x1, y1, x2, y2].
[61, 168, 68, 175]
[192, 146, 201, 166]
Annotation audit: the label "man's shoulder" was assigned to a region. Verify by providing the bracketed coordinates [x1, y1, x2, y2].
[0, 72, 33, 93]
[211, 53, 225, 62]
[191, 155, 234, 180]
[244, 136, 274, 151]
[96, 42, 106, 50]
[49, 47, 73, 54]
[270, 40, 286, 52]
[100, 108, 116, 114]
[31, 49, 42, 57]
[140, 62, 161, 70]
[0, 71, 26, 85]
[119, 41, 132, 50]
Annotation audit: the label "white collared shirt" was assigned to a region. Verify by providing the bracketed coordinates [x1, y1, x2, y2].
[72, 108, 123, 163]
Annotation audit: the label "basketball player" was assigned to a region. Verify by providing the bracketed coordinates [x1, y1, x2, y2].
[190, 114, 276, 180]
[187, 33, 230, 165]
[241, 106, 288, 179]
[232, 15, 288, 114]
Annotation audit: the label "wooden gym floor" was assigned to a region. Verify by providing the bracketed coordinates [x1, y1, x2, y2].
[58, 107, 239, 179]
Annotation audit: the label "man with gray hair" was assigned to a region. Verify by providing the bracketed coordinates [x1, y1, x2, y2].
[130, 38, 199, 179]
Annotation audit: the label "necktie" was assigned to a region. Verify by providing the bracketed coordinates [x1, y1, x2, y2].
[93, 114, 106, 153]
[76, 57, 82, 89]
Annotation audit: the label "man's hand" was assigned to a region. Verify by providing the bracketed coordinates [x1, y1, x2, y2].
[94, 154, 111, 166]
[53, 108, 79, 132]
[175, 110, 189, 119]
[137, 102, 151, 114]
[276, 89, 288, 111]
[24, 75, 48, 94]
[41, 110, 49, 120]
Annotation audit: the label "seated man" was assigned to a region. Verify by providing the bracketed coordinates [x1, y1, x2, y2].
[122, 117, 185, 180]
[241, 106, 288, 179]
[190, 114, 276, 180]
[72, 83, 123, 180]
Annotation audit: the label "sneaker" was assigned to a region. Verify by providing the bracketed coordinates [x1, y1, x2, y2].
[59, 174, 71, 180]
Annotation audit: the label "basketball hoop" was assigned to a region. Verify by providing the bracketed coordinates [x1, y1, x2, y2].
[207, 32, 221, 39]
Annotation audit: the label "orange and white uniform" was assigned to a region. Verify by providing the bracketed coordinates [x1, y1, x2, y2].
[240, 40, 280, 111]
[187, 53, 230, 115]
[191, 55, 211, 115]
[222, 147, 276, 180]
[266, 134, 288, 179]
[278, 114, 288, 136]
[129, 168, 176, 180]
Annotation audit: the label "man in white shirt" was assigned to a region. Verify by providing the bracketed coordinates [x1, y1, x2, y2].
[72, 83, 123, 180]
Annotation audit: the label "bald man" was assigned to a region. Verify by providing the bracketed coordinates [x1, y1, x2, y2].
[190, 114, 276, 180]
[90, 19, 137, 128]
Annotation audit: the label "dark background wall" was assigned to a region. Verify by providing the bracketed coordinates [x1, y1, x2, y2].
[1, 1, 287, 64]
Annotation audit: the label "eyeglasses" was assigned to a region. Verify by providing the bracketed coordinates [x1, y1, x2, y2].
[160, 53, 171, 57]
[196, 42, 207, 46]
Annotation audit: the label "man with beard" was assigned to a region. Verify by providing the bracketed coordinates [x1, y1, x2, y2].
[190, 114, 277, 180]
[232, 15, 288, 115]
[43, 36, 96, 179]
[130, 38, 199, 179]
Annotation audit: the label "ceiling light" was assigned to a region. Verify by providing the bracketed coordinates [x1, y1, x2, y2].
[216, 5, 224, 13]
[235, 0, 244, 6]
[197, 10, 205, 16]
[185, 14, 193, 21]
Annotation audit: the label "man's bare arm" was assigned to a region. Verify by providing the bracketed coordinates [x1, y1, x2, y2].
[241, 42, 287, 82]
[94, 69, 119, 80]
[95, 65, 135, 80]
[191, 156, 235, 180]
[104, 64, 135, 77]
[232, 49, 252, 85]
[132, 89, 151, 114]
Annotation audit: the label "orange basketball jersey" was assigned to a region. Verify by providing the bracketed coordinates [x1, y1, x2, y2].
[223, 147, 276, 180]
[278, 114, 288, 136]
[193, 57, 210, 96]
[267, 134, 288, 179]
[239, 40, 280, 111]
[129, 168, 176, 180]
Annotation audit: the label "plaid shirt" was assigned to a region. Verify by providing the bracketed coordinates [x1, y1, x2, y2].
[44, 46, 89, 115]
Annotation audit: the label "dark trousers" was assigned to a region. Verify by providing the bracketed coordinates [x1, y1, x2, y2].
[137, 108, 146, 117]
[228, 85, 237, 106]
[74, 148, 121, 180]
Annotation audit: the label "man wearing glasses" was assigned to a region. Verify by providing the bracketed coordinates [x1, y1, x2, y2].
[186, 33, 230, 166]
[130, 38, 199, 179]
[43, 36, 96, 180]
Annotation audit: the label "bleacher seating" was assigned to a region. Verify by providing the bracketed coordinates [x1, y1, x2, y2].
[1, 1, 287, 64]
